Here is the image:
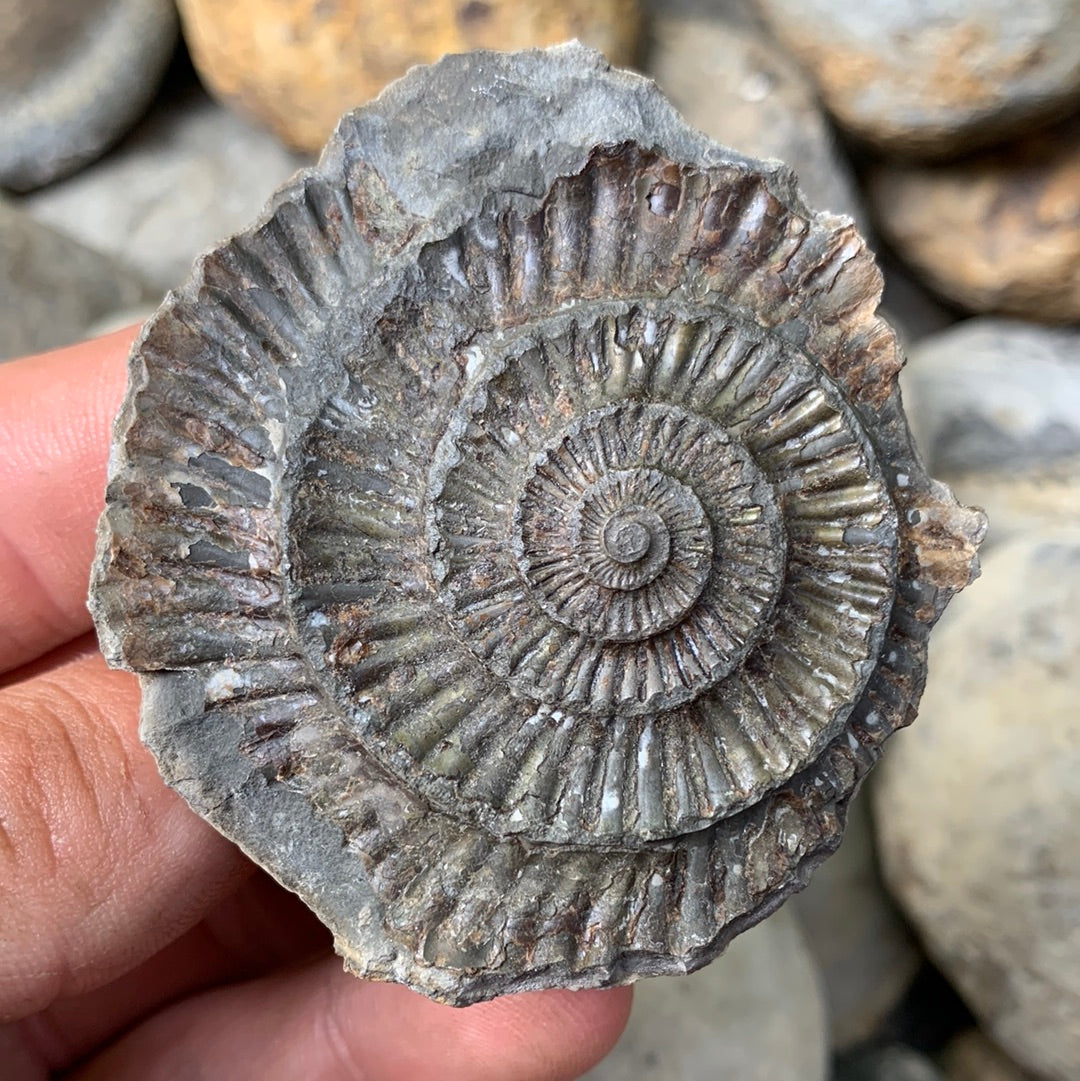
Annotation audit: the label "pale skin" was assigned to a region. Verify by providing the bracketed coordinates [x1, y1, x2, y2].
[0, 328, 632, 1080]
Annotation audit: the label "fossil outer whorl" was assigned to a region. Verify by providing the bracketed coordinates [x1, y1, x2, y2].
[90, 45, 987, 1004]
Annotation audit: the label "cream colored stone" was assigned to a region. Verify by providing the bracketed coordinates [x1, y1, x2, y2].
[753, 0, 1080, 157]
[875, 531, 1080, 1081]
[582, 908, 827, 1081]
[942, 467, 1080, 551]
[898, 318, 1080, 551]
[902, 321, 1080, 477]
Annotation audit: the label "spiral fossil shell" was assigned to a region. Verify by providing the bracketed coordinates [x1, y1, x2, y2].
[90, 45, 987, 1003]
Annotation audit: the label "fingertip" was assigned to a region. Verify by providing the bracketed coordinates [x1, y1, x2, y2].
[0, 649, 248, 1018]
[2, 324, 138, 413]
[72, 954, 634, 1081]
[476, 984, 635, 1077]
[0, 325, 142, 672]
[325, 974, 634, 1081]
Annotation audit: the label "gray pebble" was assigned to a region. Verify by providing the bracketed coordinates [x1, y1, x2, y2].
[0, 196, 155, 361]
[21, 82, 310, 290]
[646, 11, 864, 224]
[903, 319, 1080, 475]
[582, 909, 828, 1081]
[0, 0, 178, 192]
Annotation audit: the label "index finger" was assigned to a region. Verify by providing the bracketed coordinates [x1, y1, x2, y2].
[0, 328, 136, 674]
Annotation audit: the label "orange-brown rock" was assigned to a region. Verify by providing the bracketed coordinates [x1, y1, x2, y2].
[177, 0, 641, 151]
[870, 119, 1080, 323]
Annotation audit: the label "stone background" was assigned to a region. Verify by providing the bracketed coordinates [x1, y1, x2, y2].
[3, 1, 1078, 1078]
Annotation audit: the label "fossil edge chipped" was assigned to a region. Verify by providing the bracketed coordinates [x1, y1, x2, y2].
[90, 45, 985, 1004]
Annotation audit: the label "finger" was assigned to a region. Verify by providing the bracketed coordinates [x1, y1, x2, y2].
[15, 869, 331, 1074]
[72, 960, 633, 1081]
[0, 639, 247, 1023]
[0, 328, 134, 673]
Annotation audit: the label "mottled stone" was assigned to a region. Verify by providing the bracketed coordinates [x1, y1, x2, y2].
[836, 1045, 946, 1081]
[875, 532, 1080, 1081]
[754, 0, 1080, 157]
[22, 83, 309, 291]
[645, 12, 863, 222]
[90, 45, 983, 1005]
[581, 909, 827, 1081]
[177, 0, 642, 152]
[942, 1030, 1040, 1081]
[870, 118, 1080, 322]
[789, 789, 921, 1049]
[903, 320, 1080, 476]
[0, 197, 155, 361]
[901, 320, 1080, 549]
[0, 0, 178, 192]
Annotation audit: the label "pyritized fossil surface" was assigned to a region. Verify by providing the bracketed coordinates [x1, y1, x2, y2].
[90, 44, 986, 1004]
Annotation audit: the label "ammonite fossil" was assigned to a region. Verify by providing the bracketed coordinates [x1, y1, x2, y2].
[90, 45, 986, 1004]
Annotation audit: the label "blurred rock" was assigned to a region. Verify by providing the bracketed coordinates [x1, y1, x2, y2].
[880, 258, 958, 349]
[643, 0, 764, 27]
[903, 320, 1080, 476]
[942, 1030, 1039, 1081]
[20, 83, 308, 291]
[874, 532, 1080, 1081]
[582, 908, 827, 1081]
[645, 12, 863, 222]
[753, 0, 1080, 158]
[943, 470, 1080, 552]
[869, 119, 1080, 322]
[900, 320, 1080, 548]
[84, 306, 157, 340]
[0, 197, 155, 361]
[0, 0, 178, 192]
[789, 790, 921, 1049]
[176, 0, 642, 153]
[836, 1044, 946, 1081]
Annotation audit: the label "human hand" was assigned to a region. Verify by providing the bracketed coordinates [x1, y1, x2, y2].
[0, 329, 632, 1080]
